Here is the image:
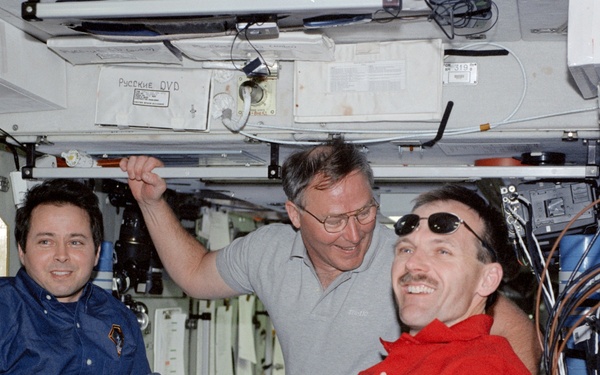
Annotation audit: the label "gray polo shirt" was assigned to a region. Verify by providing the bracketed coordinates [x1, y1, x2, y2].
[216, 223, 400, 375]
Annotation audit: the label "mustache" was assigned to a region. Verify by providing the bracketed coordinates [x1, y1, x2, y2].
[399, 273, 438, 287]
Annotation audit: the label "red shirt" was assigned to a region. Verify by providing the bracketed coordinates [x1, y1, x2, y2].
[359, 315, 530, 375]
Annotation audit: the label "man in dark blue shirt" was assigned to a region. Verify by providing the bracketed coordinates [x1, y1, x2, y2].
[0, 179, 151, 374]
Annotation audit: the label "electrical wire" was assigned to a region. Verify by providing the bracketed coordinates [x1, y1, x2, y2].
[222, 85, 252, 132]
[512, 216, 555, 306]
[242, 107, 597, 136]
[425, 0, 498, 39]
[551, 277, 600, 373]
[373, 7, 402, 23]
[450, 42, 527, 124]
[503, 186, 600, 373]
[505, 195, 556, 308]
[547, 265, 598, 359]
[228, 26, 246, 72]
[531, 196, 600, 373]
[229, 21, 272, 76]
[236, 103, 598, 147]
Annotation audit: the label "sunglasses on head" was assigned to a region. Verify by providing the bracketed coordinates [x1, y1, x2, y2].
[394, 212, 497, 261]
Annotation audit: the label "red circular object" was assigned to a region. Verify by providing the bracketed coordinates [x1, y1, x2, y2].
[474, 157, 523, 166]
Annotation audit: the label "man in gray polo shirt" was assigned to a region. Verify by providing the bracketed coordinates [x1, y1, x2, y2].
[121, 139, 540, 374]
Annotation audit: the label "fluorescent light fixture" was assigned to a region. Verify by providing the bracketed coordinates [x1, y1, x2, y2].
[371, 165, 599, 180]
[24, 165, 598, 180]
[23, 0, 400, 20]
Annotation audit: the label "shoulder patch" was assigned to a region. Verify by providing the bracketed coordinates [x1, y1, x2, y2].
[109, 324, 124, 357]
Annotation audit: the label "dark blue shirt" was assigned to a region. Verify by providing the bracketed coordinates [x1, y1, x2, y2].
[0, 268, 151, 374]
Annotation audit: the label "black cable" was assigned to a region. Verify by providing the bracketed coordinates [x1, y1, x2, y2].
[242, 24, 271, 76]
[444, 48, 508, 57]
[229, 21, 271, 76]
[425, 0, 497, 39]
[0, 127, 43, 170]
[453, 1, 499, 38]
[375, 6, 402, 21]
[373, 9, 430, 24]
[0, 127, 27, 149]
[428, 5, 455, 39]
[229, 27, 244, 72]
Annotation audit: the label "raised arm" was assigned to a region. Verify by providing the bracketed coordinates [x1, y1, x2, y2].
[489, 294, 541, 374]
[120, 156, 238, 300]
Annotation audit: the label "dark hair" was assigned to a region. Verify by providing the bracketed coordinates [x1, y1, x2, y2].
[412, 184, 518, 277]
[15, 179, 104, 252]
[281, 138, 374, 206]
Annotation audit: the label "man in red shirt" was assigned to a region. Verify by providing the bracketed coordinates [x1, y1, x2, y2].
[360, 185, 531, 374]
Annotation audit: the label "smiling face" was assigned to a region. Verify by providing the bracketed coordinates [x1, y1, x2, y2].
[392, 200, 502, 334]
[286, 170, 376, 287]
[18, 203, 100, 303]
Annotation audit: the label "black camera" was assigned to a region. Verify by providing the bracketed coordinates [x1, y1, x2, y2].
[113, 205, 163, 295]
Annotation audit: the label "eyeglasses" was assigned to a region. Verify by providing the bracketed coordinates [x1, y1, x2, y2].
[394, 212, 497, 261]
[298, 200, 380, 233]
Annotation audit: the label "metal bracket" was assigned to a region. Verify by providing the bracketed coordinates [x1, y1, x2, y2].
[583, 139, 599, 166]
[531, 21, 568, 35]
[267, 143, 281, 179]
[394, 142, 424, 159]
[21, 2, 41, 21]
[21, 143, 37, 180]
